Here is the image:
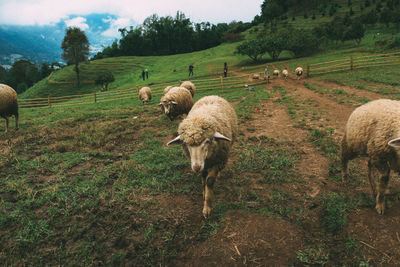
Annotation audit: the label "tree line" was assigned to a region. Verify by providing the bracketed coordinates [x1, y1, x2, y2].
[0, 61, 61, 94]
[93, 12, 253, 59]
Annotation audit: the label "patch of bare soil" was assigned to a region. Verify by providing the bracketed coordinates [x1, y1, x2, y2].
[311, 79, 384, 101]
[179, 210, 304, 266]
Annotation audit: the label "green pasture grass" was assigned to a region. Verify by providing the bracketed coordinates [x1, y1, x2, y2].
[22, 43, 250, 99]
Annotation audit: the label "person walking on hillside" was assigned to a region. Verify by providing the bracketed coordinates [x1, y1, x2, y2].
[145, 68, 149, 79]
[141, 70, 145, 81]
[188, 64, 194, 77]
[223, 62, 228, 77]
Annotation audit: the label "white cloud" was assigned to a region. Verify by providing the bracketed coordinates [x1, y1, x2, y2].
[64, 17, 89, 30]
[0, 0, 262, 26]
[101, 17, 135, 38]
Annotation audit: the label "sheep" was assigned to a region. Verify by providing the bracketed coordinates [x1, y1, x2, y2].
[252, 73, 260, 80]
[180, 81, 196, 97]
[0, 84, 18, 132]
[167, 95, 238, 218]
[163, 85, 173, 96]
[159, 87, 194, 121]
[282, 69, 289, 79]
[295, 67, 304, 80]
[341, 99, 400, 215]
[273, 69, 280, 77]
[138, 87, 152, 104]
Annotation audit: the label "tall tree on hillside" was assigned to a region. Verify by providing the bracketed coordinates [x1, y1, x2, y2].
[61, 27, 89, 87]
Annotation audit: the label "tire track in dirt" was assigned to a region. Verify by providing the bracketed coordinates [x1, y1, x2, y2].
[310, 79, 384, 101]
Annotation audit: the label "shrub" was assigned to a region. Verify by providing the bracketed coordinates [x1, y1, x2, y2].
[95, 71, 115, 91]
[222, 33, 244, 43]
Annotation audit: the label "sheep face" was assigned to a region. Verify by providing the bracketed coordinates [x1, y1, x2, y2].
[159, 100, 177, 120]
[167, 132, 231, 173]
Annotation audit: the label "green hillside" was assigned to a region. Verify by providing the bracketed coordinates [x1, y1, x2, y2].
[21, 43, 249, 99]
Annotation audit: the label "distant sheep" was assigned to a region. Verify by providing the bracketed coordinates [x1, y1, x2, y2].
[252, 73, 260, 80]
[282, 69, 289, 79]
[273, 69, 280, 77]
[167, 95, 238, 218]
[0, 84, 18, 132]
[295, 67, 304, 80]
[159, 87, 194, 120]
[180, 81, 196, 97]
[138, 87, 152, 104]
[163, 86, 173, 96]
[341, 99, 400, 215]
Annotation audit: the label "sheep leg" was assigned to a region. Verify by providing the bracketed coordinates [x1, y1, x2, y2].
[201, 170, 208, 200]
[4, 117, 9, 132]
[203, 167, 218, 219]
[373, 161, 390, 215]
[367, 160, 377, 197]
[15, 113, 19, 130]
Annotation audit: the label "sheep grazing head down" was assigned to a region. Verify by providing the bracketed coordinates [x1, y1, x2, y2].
[159, 100, 177, 120]
[167, 119, 231, 173]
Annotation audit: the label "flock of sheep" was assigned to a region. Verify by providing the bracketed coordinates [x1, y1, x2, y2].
[1, 72, 400, 217]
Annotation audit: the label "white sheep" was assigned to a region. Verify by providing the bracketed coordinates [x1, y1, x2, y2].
[0, 84, 18, 132]
[295, 67, 304, 80]
[282, 69, 289, 79]
[163, 86, 173, 96]
[341, 99, 400, 215]
[138, 87, 152, 104]
[159, 87, 194, 121]
[252, 73, 260, 80]
[180, 81, 196, 97]
[167, 95, 238, 218]
[273, 69, 280, 77]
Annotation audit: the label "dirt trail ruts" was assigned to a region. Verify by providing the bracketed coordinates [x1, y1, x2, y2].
[245, 99, 329, 191]
[310, 79, 384, 101]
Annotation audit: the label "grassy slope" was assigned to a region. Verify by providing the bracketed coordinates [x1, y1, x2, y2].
[21, 43, 249, 99]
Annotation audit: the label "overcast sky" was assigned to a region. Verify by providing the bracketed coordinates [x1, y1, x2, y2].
[0, 0, 263, 27]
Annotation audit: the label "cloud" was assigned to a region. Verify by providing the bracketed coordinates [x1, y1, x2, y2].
[0, 0, 262, 26]
[64, 17, 89, 30]
[101, 17, 135, 38]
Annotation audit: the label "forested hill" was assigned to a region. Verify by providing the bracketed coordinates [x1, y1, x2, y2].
[260, 0, 400, 30]
[92, 12, 255, 60]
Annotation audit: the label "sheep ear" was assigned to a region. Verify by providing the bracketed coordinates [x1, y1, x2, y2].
[167, 135, 182, 146]
[388, 138, 400, 147]
[171, 101, 178, 105]
[214, 132, 231, 142]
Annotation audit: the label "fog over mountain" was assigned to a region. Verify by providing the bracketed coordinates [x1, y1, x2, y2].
[0, 13, 135, 68]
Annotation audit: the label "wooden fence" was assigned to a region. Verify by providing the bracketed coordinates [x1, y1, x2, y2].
[19, 73, 266, 109]
[229, 51, 400, 78]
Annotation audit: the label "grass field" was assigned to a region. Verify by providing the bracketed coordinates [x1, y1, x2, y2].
[3, 14, 400, 265]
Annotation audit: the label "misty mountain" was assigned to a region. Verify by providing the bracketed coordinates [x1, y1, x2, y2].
[0, 13, 130, 68]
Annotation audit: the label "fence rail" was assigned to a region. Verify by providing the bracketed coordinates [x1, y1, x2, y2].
[19, 73, 265, 109]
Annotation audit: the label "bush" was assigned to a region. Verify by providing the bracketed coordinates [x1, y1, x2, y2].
[95, 71, 115, 91]
[16, 83, 28, 94]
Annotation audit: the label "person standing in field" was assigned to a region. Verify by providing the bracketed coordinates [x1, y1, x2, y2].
[223, 62, 228, 77]
[188, 64, 194, 77]
[141, 70, 145, 81]
[145, 68, 149, 79]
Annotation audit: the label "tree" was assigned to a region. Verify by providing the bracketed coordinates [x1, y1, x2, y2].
[61, 27, 89, 87]
[236, 40, 267, 62]
[95, 71, 115, 91]
[264, 35, 286, 60]
[40, 63, 52, 79]
[0, 66, 6, 83]
[7, 60, 40, 89]
[343, 21, 365, 45]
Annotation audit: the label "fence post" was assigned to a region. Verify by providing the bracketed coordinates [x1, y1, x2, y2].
[48, 95, 51, 108]
[350, 56, 353, 70]
[179, 80, 182, 86]
[220, 76, 224, 92]
[94, 92, 97, 103]
[136, 86, 139, 94]
[306, 63, 310, 78]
